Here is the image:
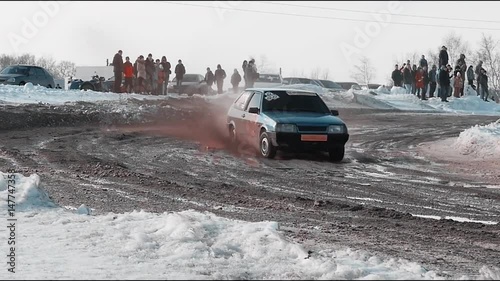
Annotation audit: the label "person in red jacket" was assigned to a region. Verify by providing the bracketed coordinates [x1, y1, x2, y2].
[123, 56, 134, 93]
[415, 67, 425, 99]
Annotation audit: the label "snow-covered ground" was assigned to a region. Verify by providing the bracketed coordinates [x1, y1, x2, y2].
[1, 84, 500, 279]
[2, 172, 499, 280]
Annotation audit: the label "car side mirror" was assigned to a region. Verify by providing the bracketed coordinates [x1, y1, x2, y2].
[330, 109, 339, 116]
[248, 107, 260, 114]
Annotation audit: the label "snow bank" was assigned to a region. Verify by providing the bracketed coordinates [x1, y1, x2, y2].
[0, 172, 56, 211]
[454, 119, 500, 158]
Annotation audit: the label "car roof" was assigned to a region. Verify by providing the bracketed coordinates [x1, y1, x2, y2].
[245, 87, 318, 94]
[10, 64, 41, 68]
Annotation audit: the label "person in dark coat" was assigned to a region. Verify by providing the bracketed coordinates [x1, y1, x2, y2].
[204, 67, 215, 89]
[175, 59, 186, 91]
[242, 60, 248, 88]
[439, 46, 449, 68]
[411, 64, 417, 95]
[438, 65, 450, 102]
[475, 60, 483, 95]
[403, 64, 412, 94]
[419, 55, 428, 69]
[214, 64, 227, 95]
[479, 68, 489, 101]
[231, 69, 242, 93]
[428, 65, 437, 98]
[161, 56, 171, 94]
[145, 53, 155, 94]
[112, 50, 123, 93]
[391, 64, 403, 87]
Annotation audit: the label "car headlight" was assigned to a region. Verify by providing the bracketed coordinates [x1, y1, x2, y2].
[327, 125, 347, 134]
[7, 78, 15, 83]
[275, 123, 297, 133]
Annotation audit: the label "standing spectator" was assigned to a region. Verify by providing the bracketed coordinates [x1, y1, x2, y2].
[145, 54, 155, 94]
[447, 64, 454, 98]
[411, 64, 417, 95]
[439, 46, 449, 68]
[391, 64, 403, 87]
[157, 64, 165, 95]
[438, 65, 450, 102]
[242, 60, 248, 88]
[123, 56, 134, 93]
[231, 69, 242, 93]
[153, 59, 161, 95]
[175, 59, 186, 93]
[456, 54, 467, 96]
[415, 67, 424, 99]
[480, 68, 489, 101]
[246, 59, 258, 88]
[112, 50, 124, 93]
[419, 55, 428, 69]
[135, 55, 146, 94]
[454, 72, 463, 98]
[214, 64, 227, 95]
[160, 56, 171, 95]
[466, 65, 474, 88]
[475, 60, 483, 96]
[422, 66, 430, 99]
[204, 67, 215, 90]
[428, 65, 437, 98]
[403, 64, 412, 94]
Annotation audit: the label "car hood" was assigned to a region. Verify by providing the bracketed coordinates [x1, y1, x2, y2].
[263, 111, 345, 125]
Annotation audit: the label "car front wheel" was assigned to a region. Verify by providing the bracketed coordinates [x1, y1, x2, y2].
[259, 131, 277, 159]
[328, 145, 345, 162]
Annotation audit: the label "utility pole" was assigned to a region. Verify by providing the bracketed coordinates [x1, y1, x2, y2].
[106, 59, 109, 66]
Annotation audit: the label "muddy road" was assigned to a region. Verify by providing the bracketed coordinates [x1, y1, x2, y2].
[0, 96, 499, 278]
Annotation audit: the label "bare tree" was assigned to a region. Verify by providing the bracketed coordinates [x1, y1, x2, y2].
[254, 54, 277, 73]
[309, 67, 321, 79]
[321, 68, 330, 80]
[350, 56, 375, 85]
[476, 33, 500, 95]
[426, 48, 440, 68]
[442, 31, 471, 67]
[56, 60, 76, 79]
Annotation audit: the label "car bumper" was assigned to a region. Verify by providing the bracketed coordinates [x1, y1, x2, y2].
[269, 132, 349, 151]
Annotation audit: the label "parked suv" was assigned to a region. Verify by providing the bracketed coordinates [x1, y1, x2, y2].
[0, 65, 56, 88]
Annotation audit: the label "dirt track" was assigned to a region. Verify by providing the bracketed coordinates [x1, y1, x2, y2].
[0, 96, 499, 278]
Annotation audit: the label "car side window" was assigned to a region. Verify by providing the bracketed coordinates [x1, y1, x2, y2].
[28, 68, 37, 76]
[245, 92, 262, 111]
[234, 91, 252, 110]
[33, 68, 45, 77]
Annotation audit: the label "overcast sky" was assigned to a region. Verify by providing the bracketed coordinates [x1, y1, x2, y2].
[2, 1, 500, 84]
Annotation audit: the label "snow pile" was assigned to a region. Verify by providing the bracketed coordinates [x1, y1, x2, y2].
[454, 119, 500, 158]
[0, 172, 57, 211]
[390, 86, 408, 95]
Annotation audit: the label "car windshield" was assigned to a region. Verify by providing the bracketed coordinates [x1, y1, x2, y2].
[319, 80, 343, 89]
[256, 74, 281, 83]
[262, 90, 330, 114]
[0, 66, 29, 75]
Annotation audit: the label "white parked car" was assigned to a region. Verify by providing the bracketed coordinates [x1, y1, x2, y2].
[253, 73, 284, 88]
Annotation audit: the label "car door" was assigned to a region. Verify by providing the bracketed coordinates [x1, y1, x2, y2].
[228, 90, 252, 138]
[242, 91, 263, 141]
[33, 67, 47, 86]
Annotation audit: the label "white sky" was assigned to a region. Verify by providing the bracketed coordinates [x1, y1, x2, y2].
[2, 1, 500, 84]
[1, 83, 500, 278]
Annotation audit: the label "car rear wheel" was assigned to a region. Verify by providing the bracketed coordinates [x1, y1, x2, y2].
[259, 131, 277, 159]
[47, 84, 52, 88]
[328, 145, 345, 162]
[228, 125, 238, 146]
[19, 82, 26, 86]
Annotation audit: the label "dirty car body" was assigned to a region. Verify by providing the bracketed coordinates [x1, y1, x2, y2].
[226, 88, 349, 161]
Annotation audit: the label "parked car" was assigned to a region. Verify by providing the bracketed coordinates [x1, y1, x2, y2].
[69, 74, 116, 92]
[336, 82, 362, 91]
[318, 79, 345, 93]
[0, 65, 55, 88]
[226, 88, 349, 162]
[253, 73, 283, 88]
[282, 77, 324, 87]
[168, 74, 213, 95]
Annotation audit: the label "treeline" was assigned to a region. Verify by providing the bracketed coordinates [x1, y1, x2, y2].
[0, 54, 76, 79]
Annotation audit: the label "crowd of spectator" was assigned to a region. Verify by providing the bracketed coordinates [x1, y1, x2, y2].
[391, 46, 494, 102]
